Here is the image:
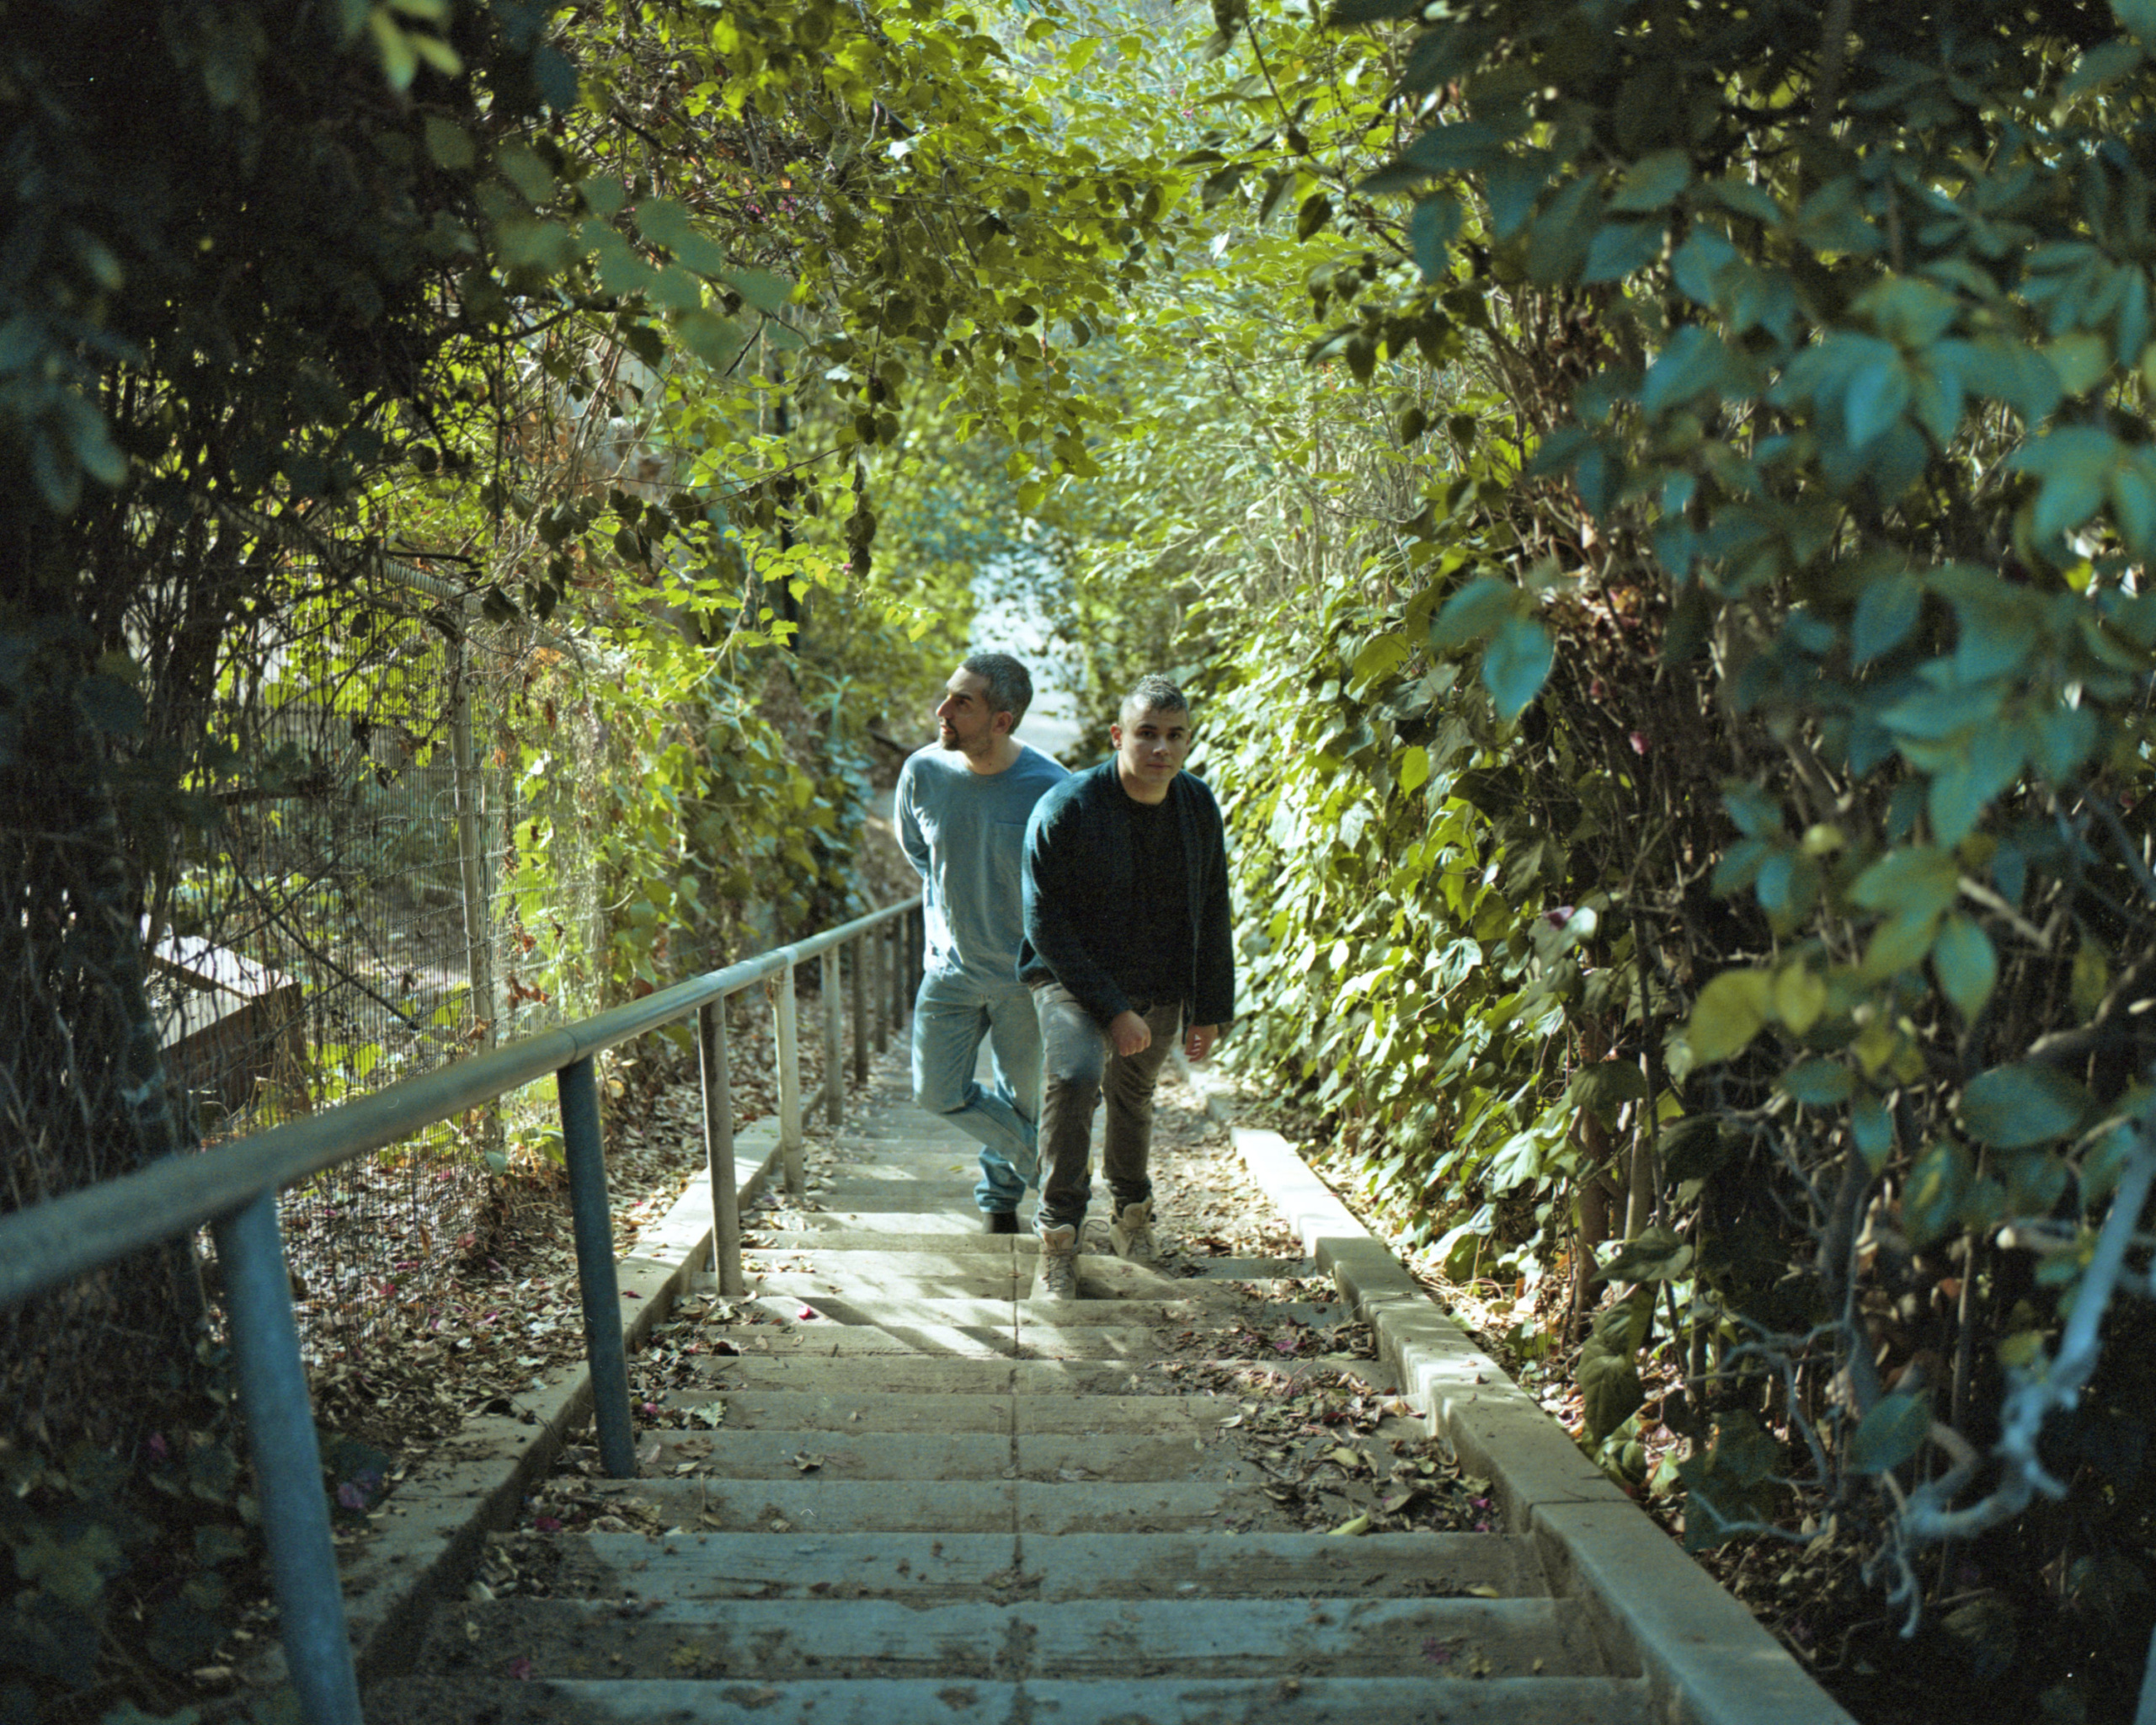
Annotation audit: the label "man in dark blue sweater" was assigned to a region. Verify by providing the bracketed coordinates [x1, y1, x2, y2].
[1017, 675, 1235, 1300]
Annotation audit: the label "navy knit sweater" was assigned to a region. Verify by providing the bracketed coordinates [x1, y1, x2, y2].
[1017, 761, 1235, 1032]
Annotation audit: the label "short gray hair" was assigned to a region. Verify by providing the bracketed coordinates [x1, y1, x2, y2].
[962, 652, 1033, 726]
[1119, 674, 1188, 726]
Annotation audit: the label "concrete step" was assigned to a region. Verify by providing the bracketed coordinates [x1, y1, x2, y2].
[689, 1322, 1018, 1359]
[369, 1674, 1656, 1725]
[638, 1424, 1266, 1486]
[526, 1529, 1550, 1603]
[421, 1591, 1617, 1681]
[578, 1474, 1308, 1534]
[659, 1386, 1245, 1436]
[743, 1214, 993, 1240]
[659, 1386, 1017, 1433]
[742, 1233, 1024, 1258]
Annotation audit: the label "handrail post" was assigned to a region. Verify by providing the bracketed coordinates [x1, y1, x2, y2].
[559, 1057, 637, 1477]
[822, 952, 843, 1126]
[889, 916, 905, 1033]
[697, 999, 743, 1297]
[871, 921, 889, 1055]
[211, 1193, 363, 1725]
[850, 932, 868, 1086]
[776, 961, 803, 1196]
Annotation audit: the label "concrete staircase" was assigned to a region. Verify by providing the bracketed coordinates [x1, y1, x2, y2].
[367, 1066, 1652, 1724]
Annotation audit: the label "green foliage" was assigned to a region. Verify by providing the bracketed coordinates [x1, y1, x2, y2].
[1013, 0, 2156, 1689]
[0, 1353, 258, 1723]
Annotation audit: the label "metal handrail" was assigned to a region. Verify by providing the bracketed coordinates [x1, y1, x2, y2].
[0, 895, 924, 1725]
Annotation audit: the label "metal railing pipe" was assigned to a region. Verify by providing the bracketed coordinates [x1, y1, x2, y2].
[559, 1056, 636, 1477]
[776, 963, 803, 1196]
[697, 999, 743, 1297]
[211, 1193, 364, 1725]
[822, 953, 843, 1128]
[889, 916, 906, 1031]
[871, 923, 889, 1055]
[0, 900, 917, 1314]
[851, 932, 868, 1085]
[0, 893, 917, 1725]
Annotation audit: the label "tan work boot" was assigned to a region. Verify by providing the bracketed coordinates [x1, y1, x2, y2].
[1108, 1199, 1157, 1265]
[1033, 1223, 1080, 1301]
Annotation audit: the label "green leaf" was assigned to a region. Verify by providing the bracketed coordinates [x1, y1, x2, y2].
[1932, 913, 1998, 1019]
[1845, 1392, 1930, 1474]
[1582, 220, 1665, 285]
[1609, 149, 1691, 213]
[1852, 1090, 1893, 1172]
[1579, 1337, 1645, 1444]
[1676, 1412, 1781, 1550]
[77, 673, 146, 738]
[494, 142, 558, 206]
[1348, 630, 1411, 691]
[1485, 149, 1556, 239]
[1852, 569, 1921, 665]
[1904, 1139, 1972, 1247]
[1572, 1060, 1649, 1124]
[1594, 1225, 1693, 1284]
[1780, 1059, 1854, 1107]
[1925, 722, 2024, 846]
[673, 308, 744, 369]
[2009, 425, 2120, 543]
[1961, 1064, 2091, 1148]
[1428, 576, 1516, 648]
[1687, 969, 1771, 1065]
[1482, 612, 1551, 719]
[1409, 193, 1464, 280]
[423, 115, 475, 171]
[1850, 845, 1959, 921]
[2063, 37, 2145, 101]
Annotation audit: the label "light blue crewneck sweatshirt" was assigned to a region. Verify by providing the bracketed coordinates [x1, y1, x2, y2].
[895, 742, 1070, 984]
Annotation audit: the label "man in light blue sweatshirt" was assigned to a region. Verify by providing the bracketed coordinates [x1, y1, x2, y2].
[895, 653, 1070, 1229]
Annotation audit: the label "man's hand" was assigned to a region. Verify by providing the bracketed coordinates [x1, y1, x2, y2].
[1109, 1010, 1151, 1057]
[1185, 1023, 1219, 1063]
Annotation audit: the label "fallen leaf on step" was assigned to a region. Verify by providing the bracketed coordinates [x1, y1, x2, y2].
[1327, 1514, 1370, 1536]
[1465, 1584, 1501, 1599]
[794, 1453, 825, 1472]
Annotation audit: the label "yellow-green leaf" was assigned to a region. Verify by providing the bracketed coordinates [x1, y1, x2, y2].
[1687, 969, 1772, 1065]
[1772, 963, 1826, 1034]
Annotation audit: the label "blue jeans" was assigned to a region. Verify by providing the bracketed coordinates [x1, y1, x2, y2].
[1033, 982, 1182, 1232]
[910, 968, 1042, 1214]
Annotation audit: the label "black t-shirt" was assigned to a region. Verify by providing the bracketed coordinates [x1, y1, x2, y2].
[1121, 786, 1190, 1005]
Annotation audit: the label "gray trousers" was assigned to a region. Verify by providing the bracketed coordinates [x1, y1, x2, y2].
[1033, 981, 1182, 1232]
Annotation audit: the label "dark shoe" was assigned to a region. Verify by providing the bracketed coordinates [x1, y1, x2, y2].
[983, 1210, 1020, 1236]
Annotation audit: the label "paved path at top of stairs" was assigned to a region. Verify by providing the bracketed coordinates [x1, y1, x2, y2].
[366, 1057, 1652, 1725]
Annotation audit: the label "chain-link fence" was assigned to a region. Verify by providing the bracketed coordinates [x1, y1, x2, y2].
[151, 559, 626, 1356]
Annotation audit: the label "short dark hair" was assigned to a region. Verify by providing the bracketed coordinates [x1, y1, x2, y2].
[962, 651, 1033, 726]
[1119, 674, 1188, 727]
